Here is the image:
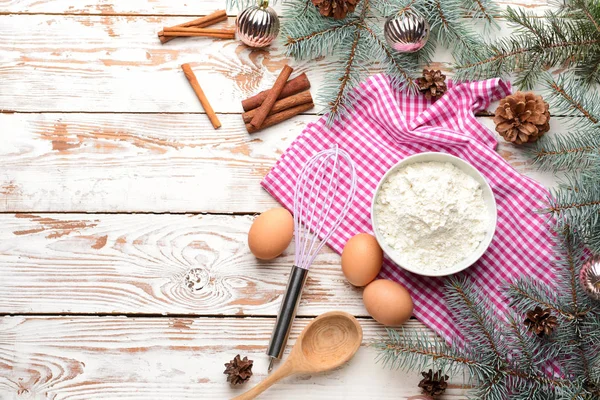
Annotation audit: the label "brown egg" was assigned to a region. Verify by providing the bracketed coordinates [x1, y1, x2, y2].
[341, 233, 383, 287]
[248, 208, 294, 260]
[363, 279, 413, 326]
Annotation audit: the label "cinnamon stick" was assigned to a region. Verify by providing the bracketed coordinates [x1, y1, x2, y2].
[161, 30, 236, 39]
[246, 102, 314, 134]
[242, 91, 313, 123]
[181, 63, 221, 129]
[250, 65, 294, 129]
[242, 73, 310, 112]
[164, 27, 234, 34]
[158, 10, 228, 44]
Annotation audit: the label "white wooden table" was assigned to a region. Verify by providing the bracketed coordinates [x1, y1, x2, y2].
[0, 1, 559, 399]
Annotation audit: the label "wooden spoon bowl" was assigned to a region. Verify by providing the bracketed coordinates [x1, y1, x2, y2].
[298, 312, 362, 371]
[233, 311, 362, 400]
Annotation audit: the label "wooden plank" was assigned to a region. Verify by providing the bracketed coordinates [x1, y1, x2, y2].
[0, 15, 332, 113]
[0, 113, 287, 213]
[0, 0, 550, 15]
[0, 0, 237, 15]
[0, 15, 551, 114]
[0, 113, 558, 213]
[0, 316, 470, 399]
[0, 213, 365, 316]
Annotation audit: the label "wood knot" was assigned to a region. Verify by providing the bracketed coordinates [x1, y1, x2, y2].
[184, 268, 210, 292]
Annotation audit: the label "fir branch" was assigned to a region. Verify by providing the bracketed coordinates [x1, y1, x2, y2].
[378, 323, 575, 397]
[582, 314, 600, 347]
[372, 0, 421, 17]
[284, 0, 423, 122]
[555, 228, 587, 316]
[454, 44, 529, 71]
[285, 21, 359, 48]
[566, 258, 582, 316]
[452, 37, 534, 83]
[429, 0, 485, 61]
[590, 342, 600, 382]
[508, 278, 575, 320]
[577, 51, 600, 85]
[548, 229, 596, 385]
[373, 327, 498, 386]
[510, 387, 549, 400]
[531, 128, 600, 172]
[504, 367, 572, 389]
[544, 174, 600, 254]
[556, 381, 598, 400]
[376, 208, 600, 398]
[329, 27, 362, 119]
[446, 277, 506, 363]
[542, 74, 600, 129]
[473, 371, 507, 400]
[472, 0, 494, 22]
[567, 0, 600, 34]
[514, 53, 544, 90]
[432, 0, 448, 26]
[455, 35, 600, 86]
[395, 0, 418, 16]
[506, 314, 535, 370]
[549, 199, 600, 214]
[455, 6, 600, 88]
[283, 1, 361, 60]
[505, 312, 560, 376]
[360, 23, 418, 90]
[546, 176, 600, 216]
[370, 0, 436, 64]
[376, 329, 480, 366]
[578, 347, 593, 390]
[582, 4, 600, 34]
[461, 0, 498, 27]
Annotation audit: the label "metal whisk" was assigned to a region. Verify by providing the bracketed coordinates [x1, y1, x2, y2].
[266, 146, 357, 371]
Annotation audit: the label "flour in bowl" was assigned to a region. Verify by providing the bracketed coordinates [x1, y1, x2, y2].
[374, 161, 489, 272]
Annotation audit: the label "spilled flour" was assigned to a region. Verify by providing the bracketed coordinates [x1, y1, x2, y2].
[374, 161, 489, 272]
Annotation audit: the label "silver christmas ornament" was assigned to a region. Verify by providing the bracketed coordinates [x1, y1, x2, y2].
[384, 11, 430, 53]
[580, 255, 600, 301]
[236, 0, 280, 48]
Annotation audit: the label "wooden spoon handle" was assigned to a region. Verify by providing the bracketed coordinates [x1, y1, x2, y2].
[232, 362, 294, 400]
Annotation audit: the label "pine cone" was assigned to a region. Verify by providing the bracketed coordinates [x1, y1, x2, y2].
[493, 91, 550, 145]
[524, 307, 558, 337]
[418, 369, 449, 397]
[312, 0, 358, 19]
[224, 354, 253, 385]
[418, 69, 447, 100]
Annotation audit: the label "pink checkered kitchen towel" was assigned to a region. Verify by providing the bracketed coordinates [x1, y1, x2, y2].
[261, 73, 554, 343]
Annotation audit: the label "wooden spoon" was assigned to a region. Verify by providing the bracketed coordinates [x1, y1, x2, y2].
[232, 311, 363, 400]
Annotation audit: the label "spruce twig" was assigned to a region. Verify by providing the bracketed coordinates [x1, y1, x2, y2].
[508, 279, 577, 320]
[462, 0, 498, 27]
[329, 27, 362, 120]
[285, 21, 359, 47]
[447, 278, 506, 363]
[543, 175, 600, 255]
[360, 23, 418, 91]
[531, 128, 600, 172]
[375, 230, 599, 398]
[280, 0, 497, 122]
[454, 4, 600, 88]
[542, 74, 600, 126]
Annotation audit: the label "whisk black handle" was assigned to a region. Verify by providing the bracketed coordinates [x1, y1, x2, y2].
[266, 265, 309, 361]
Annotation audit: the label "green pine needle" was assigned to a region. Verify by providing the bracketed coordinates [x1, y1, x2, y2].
[271, 0, 498, 122]
[543, 174, 600, 254]
[454, 3, 600, 89]
[375, 229, 599, 398]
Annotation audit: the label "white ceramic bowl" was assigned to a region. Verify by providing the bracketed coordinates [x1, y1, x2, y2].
[371, 152, 497, 277]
